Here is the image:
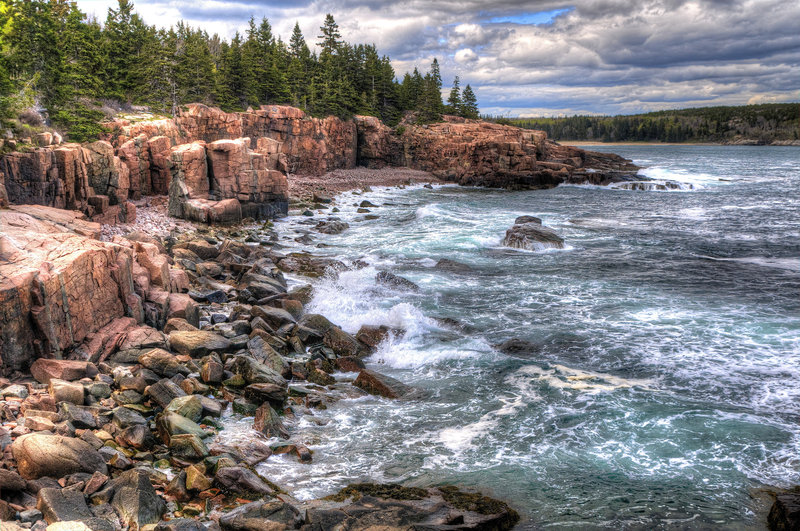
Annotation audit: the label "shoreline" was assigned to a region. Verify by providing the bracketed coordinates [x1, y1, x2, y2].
[288, 166, 443, 201]
[561, 140, 800, 147]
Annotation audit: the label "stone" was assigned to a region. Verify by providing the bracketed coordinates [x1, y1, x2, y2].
[25, 415, 56, 431]
[354, 369, 414, 399]
[253, 403, 289, 439]
[58, 402, 96, 428]
[156, 411, 207, 443]
[200, 360, 224, 384]
[31, 360, 99, 384]
[314, 220, 349, 234]
[49, 378, 85, 404]
[375, 271, 420, 292]
[169, 330, 232, 357]
[334, 356, 366, 373]
[229, 356, 287, 388]
[169, 433, 209, 460]
[37, 487, 93, 524]
[184, 465, 212, 492]
[515, 215, 542, 225]
[355, 324, 391, 350]
[12, 433, 108, 479]
[251, 305, 296, 330]
[154, 519, 205, 531]
[213, 466, 275, 497]
[435, 258, 474, 273]
[112, 406, 148, 429]
[323, 326, 363, 357]
[0, 468, 27, 490]
[164, 395, 203, 423]
[218, 500, 301, 530]
[502, 221, 565, 250]
[94, 468, 166, 530]
[248, 335, 289, 377]
[244, 383, 288, 406]
[2, 383, 29, 398]
[145, 378, 187, 409]
[138, 348, 189, 378]
[769, 492, 800, 531]
[116, 424, 156, 451]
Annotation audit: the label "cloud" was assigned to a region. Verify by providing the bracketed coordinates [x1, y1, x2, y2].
[76, 0, 800, 115]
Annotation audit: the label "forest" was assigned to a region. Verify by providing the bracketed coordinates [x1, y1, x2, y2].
[0, 0, 480, 142]
[492, 104, 799, 144]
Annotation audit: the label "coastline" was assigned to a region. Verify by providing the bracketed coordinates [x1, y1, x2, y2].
[561, 140, 800, 147]
[288, 167, 444, 200]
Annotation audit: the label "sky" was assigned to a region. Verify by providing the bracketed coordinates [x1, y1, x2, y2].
[76, 0, 800, 117]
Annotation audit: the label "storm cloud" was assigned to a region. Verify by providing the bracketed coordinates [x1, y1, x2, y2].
[77, 0, 800, 116]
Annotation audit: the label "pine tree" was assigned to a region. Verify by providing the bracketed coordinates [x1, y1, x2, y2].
[447, 75, 461, 115]
[103, 0, 148, 102]
[317, 14, 341, 59]
[460, 84, 479, 119]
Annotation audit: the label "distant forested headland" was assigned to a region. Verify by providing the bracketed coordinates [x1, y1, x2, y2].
[0, 0, 478, 142]
[489, 104, 800, 145]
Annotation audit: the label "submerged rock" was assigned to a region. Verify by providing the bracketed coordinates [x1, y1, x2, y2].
[375, 271, 420, 292]
[354, 369, 414, 399]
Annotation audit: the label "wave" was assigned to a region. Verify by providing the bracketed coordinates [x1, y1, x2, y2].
[698, 255, 800, 272]
[513, 364, 656, 393]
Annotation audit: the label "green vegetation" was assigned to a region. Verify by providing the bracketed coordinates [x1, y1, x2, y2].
[489, 104, 800, 144]
[0, 0, 481, 142]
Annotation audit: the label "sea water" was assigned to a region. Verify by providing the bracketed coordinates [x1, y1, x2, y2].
[225, 145, 800, 528]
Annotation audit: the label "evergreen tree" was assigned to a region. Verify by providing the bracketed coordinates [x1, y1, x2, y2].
[460, 84, 479, 119]
[447, 75, 461, 115]
[103, 0, 148, 102]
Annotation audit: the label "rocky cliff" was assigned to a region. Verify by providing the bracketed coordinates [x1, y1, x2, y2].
[0, 205, 192, 375]
[0, 104, 639, 227]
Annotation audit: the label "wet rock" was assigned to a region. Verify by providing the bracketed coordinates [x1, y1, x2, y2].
[186, 239, 219, 260]
[494, 338, 537, 356]
[154, 518, 206, 531]
[375, 271, 420, 292]
[769, 492, 800, 531]
[354, 370, 414, 399]
[323, 326, 363, 357]
[200, 360, 224, 384]
[253, 403, 289, 439]
[251, 305, 296, 330]
[248, 335, 289, 377]
[355, 324, 392, 351]
[156, 411, 207, 443]
[165, 395, 203, 423]
[169, 330, 232, 357]
[58, 403, 97, 429]
[169, 433, 209, 460]
[230, 356, 287, 388]
[218, 500, 302, 530]
[36, 487, 93, 524]
[314, 220, 349, 234]
[12, 433, 108, 479]
[112, 406, 147, 429]
[244, 383, 288, 407]
[214, 466, 275, 497]
[185, 465, 212, 492]
[503, 221, 565, 250]
[515, 215, 542, 225]
[435, 258, 474, 273]
[309, 483, 520, 530]
[334, 356, 367, 373]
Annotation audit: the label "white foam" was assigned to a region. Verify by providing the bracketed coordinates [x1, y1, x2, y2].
[515, 364, 656, 393]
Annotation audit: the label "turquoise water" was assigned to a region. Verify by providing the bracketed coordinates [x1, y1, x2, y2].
[238, 146, 800, 528]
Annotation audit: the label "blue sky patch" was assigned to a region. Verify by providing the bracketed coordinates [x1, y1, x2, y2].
[485, 8, 573, 25]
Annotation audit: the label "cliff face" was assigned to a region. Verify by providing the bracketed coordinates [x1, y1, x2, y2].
[0, 205, 189, 375]
[0, 104, 639, 226]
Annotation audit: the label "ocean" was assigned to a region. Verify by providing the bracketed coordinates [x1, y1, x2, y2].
[223, 145, 800, 528]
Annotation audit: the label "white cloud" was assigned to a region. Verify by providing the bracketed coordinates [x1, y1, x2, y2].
[75, 0, 800, 115]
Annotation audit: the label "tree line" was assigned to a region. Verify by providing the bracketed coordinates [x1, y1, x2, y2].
[0, 0, 480, 142]
[489, 103, 799, 144]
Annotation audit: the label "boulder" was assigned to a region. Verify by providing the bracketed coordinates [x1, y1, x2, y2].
[375, 271, 420, 292]
[214, 466, 275, 497]
[253, 403, 289, 439]
[502, 221, 565, 250]
[94, 468, 166, 530]
[138, 348, 189, 378]
[218, 500, 302, 530]
[769, 492, 800, 531]
[12, 433, 108, 479]
[354, 369, 414, 399]
[169, 330, 232, 357]
[36, 487, 93, 524]
[49, 378, 85, 404]
[31, 359, 98, 384]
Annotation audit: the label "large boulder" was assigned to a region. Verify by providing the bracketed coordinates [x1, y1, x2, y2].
[502, 221, 565, 250]
[11, 433, 108, 479]
[93, 468, 166, 530]
[354, 369, 414, 399]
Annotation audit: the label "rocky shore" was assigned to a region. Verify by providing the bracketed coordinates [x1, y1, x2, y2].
[0, 196, 521, 530]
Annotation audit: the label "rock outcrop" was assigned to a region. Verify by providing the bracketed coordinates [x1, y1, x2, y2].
[502, 217, 566, 250]
[0, 205, 182, 375]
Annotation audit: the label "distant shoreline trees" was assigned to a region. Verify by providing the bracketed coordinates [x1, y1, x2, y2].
[488, 104, 800, 144]
[0, 0, 480, 142]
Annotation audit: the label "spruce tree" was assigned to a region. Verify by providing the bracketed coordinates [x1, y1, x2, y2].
[447, 75, 461, 115]
[460, 84, 479, 119]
